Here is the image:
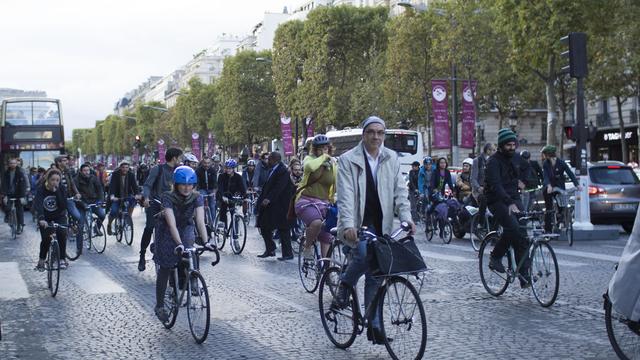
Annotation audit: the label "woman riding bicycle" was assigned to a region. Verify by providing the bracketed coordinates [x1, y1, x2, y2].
[540, 145, 580, 233]
[153, 166, 211, 322]
[295, 134, 337, 260]
[34, 169, 69, 270]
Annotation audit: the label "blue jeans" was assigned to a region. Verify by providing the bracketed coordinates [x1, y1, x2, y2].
[67, 199, 84, 246]
[199, 190, 216, 223]
[109, 198, 136, 218]
[340, 240, 383, 328]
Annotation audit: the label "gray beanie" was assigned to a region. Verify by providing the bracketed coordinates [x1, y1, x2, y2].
[361, 116, 386, 132]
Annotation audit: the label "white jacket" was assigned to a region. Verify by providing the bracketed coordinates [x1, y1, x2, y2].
[609, 207, 640, 321]
[337, 142, 412, 247]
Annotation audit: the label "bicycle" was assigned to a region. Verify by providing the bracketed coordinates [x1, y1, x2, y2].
[424, 208, 452, 244]
[83, 202, 107, 254]
[212, 195, 247, 254]
[113, 196, 135, 246]
[318, 224, 427, 360]
[65, 198, 85, 261]
[478, 210, 560, 307]
[469, 207, 501, 252]
[549, 187, 576, 246]
[41, 222, 67, 297]
[244, 190, 258, 225]
[5, 197, 19, 240]
[158, 244, 220, 344]
[298, 225, 344, 293]
[201, 193, 216, 245]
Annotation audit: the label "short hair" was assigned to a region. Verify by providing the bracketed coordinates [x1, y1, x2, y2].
[165, 148, 183, 163]
[483, 143, 494, 154]
[270, 151, 282, 162]
[80, 164, 90, 171]
[54, 155, 68, 164]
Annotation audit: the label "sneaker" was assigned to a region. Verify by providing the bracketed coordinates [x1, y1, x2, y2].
[154, 307, 169, 322]
[59, 260, 69, 270]
[302, 245, 314, 260]
[35, 260, 45, 272]
[488, 255, 506, 273]
[331, 283, 351, 310]
[138, 256, 146, 272]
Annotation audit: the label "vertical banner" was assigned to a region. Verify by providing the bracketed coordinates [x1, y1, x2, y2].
[306, 116, 315, 138]
[132, 148, 139, 164]
[191, 132, 201, 160]
[431, 80, 451, 149]
[280, 114, 294, 156]
[157, 139, 166, 165]
[207, 132, 214, 158]
[461, 80, 477, 149]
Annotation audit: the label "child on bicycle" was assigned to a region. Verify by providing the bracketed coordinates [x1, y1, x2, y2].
[34, 169, 69, 270]
[153, 166, 212, 322]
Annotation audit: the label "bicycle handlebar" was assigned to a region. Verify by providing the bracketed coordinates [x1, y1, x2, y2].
[358, 221, 412, 243]
[44, 222, 68, 229]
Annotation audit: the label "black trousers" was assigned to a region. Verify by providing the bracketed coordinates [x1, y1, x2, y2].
[140, 202, 161, 256]
[260, 226, 292, 257]
[3, 198, 24, 226]
[488, 200, 529, 274]
[543, 192, 554, 233]
[39, 221, 67, 260]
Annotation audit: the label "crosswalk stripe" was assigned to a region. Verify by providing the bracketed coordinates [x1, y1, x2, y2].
[0, 262, 30, 300]
[553, 248, 620, 263]
[66, 259, 126, 294]
[420, 250, 474, 263]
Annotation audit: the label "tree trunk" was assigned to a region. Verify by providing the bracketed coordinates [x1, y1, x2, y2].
[617, 95, 628, 164]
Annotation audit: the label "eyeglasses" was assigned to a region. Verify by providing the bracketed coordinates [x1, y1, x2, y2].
[364, 129, 386, 137]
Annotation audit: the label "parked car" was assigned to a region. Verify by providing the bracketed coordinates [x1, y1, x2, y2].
[588, 162, 640, 233]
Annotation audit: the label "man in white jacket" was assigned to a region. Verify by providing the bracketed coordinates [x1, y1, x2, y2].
[334, 115, 415, 345]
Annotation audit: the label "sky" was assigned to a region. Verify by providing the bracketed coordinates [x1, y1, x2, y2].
[0, 0, 291, 139]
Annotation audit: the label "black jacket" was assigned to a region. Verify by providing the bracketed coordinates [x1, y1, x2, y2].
[109, 170, 140, 199]
[1, 167, 27, 197]
[256, 162, 295, 230]
[408, 169, 419, 192]
[485, 150, 520, 206]
[431, 169, 454, 195]
[34, 183, 67, 221]
[196, 166, 218, 191]
[543, 158, 579, 189]
[217, 172, 246, 199]
[520, 159, 544, 190]
[75, 173, 104, 203]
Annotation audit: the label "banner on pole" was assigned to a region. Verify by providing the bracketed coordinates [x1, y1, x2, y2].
[306, 116, 315, 138]
[280, 114, 294, 156]
[207, 132, 215, 158]
[461, 80, 477, 149]
[158, 139, 166, 165]
[191, 132, 201, 160]
[431, 80, 451, 149]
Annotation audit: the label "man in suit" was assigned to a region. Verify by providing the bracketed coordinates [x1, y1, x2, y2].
[256, 152, 295, 260]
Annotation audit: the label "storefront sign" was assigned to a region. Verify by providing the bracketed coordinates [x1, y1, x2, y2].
[603, 131, 633, 141]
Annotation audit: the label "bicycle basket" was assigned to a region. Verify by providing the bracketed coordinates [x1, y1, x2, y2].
[557, 193, 570, 207]
[370, 236, 427, 276]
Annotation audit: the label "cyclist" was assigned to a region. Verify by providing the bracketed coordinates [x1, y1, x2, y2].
[485, 129, 530, 287]
[294, 134, 337, 260]
[1, 158, 27, 234]
[196, 156, 218, 224]
[34, 169, 69, 270]
[408, 161, 420, 223]
[471, 143, 496, 228]
[417, 156, 434, 216]
[519, 150, 544, 211]
[540, 145, 580, 233]
[216, 159, 247, 238]
[74, 164, 106, 239]
[183, 153, 199, 170]
[456, 158, 473, 204]
[107, 161, 142, 235]
[136, 162, 150, 188]
[211, 154, 223, 175]
[334, 116, 415, 344]
[152, 166, 212, 322]
[242, 159, 258, 192]
[431, 157, 454, 197]
[52, 155, 84, 248]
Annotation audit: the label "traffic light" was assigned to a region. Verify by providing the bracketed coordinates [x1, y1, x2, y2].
[134, 135, 141, 149]
[564, 125, 577, 141]
[560, 32, 588, 78]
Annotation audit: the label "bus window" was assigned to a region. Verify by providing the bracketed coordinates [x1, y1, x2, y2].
[33, 102, 61, 125]
[5, 102, 32, 126]
[385, 133, 418, 155]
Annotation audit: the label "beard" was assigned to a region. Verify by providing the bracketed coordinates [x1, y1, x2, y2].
[501, 146, 516, 158]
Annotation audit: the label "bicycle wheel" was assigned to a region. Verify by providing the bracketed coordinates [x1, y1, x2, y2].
[114, 217, 123, 243]
[565, 207, 574, 247]
[318, 267, 358, 349]
[212, 211, 226, 250]
[604, 294, 640, 360]
[380, 276, 428, 360]
[204, 207, 213, 239]
[424, 215, 434, 242]
[230, 214, 247, 255]
[10, 209, 17, 240]
[441, 222, 452, 244]
[470, 213, 488, 252]
[162, 277, 179, 329]
[530, 241, 559, 307]
[478, 233, 509, 297]
[49, 241, 61, 297]
[187, 271, 211, 343]
[92, 222, 107, 254]
[66, 222, 81, 261]
[328, 239, 344, 268]
[124, 216, 134, 246]
[298, 239, 320, 293]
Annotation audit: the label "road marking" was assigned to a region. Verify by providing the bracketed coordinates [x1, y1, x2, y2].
[556, 259, 587, 268]
[420, 250, 474, 263]
[553, 248, 620, 263]
[0, 262, 30, 300]
[66, 259, 126, 294]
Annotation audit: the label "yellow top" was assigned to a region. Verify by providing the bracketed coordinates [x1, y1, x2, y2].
[296, 154, 337, 202]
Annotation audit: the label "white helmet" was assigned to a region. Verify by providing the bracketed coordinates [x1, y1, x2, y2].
[463, 158, 473, 167]
[183, 153, 198, 163]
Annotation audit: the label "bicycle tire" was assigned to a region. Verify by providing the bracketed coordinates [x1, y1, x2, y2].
[10, 209, 17, 240]
[187, 271, 211, 344]
[124, 216, 134, 246]
[441, 222, 452, 244]
[212, 211, 226, 250]
[566, 207, 574, 247]
[298, 239, 320, 293]
[604, 294, 640, 360]
[478, 232, 509, 297]
[162, 279, 179, 329]
[328, 239, 344, 268]
[204, 207, 213, 239]
[380, 276, 428, 360]
[66, 222, 81, 261]
[93, 222, 107, 254]
[230, 214, 247, 255]
[84, 214, 93, 251]
[318, 267, 358, 349]
[530, 242, 559, 307]
[114, 217, 123, 243]
[49, 241, 61, 297]
[424, 215, 434, 242]
[470, 213, 488, 252]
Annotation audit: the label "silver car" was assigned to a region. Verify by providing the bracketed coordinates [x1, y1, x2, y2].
[588, 162, 640, 233]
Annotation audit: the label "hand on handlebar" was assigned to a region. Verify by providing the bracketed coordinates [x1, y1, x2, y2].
[174, 244, 185, 255]
[222, 196, 229, 204]
[508, 203, 520, 214]
[345, 227, 357, 242]
[38, 220, 48, 228]
[75, 193, 82, 200]
[204, 241, 216, 251]
[143, 198, 150, 208]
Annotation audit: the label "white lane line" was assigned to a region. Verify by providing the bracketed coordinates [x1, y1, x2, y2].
[420, 250, 474, 263]
[0, 262, 30, 300]
[66, 259, 126, 294]
[556, 259, 587, 268]
[553, 248, 620, 263]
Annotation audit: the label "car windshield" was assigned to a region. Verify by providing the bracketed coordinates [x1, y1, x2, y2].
[590, 167, 640, 185]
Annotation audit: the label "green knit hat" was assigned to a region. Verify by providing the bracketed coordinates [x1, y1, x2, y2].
[497, 128, 517, 146]
[541, 145, 557, 155]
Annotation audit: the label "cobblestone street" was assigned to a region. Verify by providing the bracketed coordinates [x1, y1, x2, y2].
[0, 208, 626, 359]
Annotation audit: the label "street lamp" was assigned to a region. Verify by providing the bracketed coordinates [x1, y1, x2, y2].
[509, 109, 518, 132]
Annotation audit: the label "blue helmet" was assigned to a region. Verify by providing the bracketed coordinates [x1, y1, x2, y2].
[173, 166, 197, 185]
[423, 156, 432, 164]
[225, 159, 238, 168]
[312, 134, 330, 146]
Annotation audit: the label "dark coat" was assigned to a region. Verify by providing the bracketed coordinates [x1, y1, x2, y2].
[75, 173, 104, 203]
[431, 169, 454, 195]
[256, 162, 295, 230]
[196, 166, 218, 191]
[485, 150, 520, 206]
[542, 158, 579, 189]
[1, 167, 27, 197]
[108, 170, 139, 199]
